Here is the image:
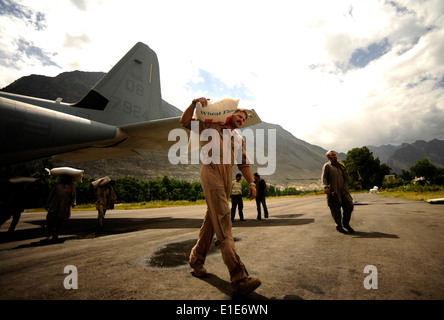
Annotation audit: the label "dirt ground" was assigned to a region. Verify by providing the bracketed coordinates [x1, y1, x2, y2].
[0, 194, 443, 315]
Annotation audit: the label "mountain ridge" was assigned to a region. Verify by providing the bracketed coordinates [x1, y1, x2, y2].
[2, 71, 442, 186]
[368, 139, 444, 173]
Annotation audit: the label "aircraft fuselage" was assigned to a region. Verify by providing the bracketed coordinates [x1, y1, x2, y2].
[0, 93, 121, 165]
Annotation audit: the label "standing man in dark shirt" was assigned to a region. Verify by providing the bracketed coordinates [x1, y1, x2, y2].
[254, 173, 269, 220]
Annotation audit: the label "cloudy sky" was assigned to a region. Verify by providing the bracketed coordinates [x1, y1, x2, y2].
[1, 0, 443, 152]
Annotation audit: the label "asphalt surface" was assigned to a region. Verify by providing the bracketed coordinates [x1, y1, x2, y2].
[0, 193, 443, 302]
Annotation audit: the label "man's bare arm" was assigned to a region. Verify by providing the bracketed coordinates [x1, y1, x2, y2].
[240, 166, 256, 200]
[180, 97, 209, 125]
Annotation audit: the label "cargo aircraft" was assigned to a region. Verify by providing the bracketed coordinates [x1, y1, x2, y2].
[0, 42, 261, 166]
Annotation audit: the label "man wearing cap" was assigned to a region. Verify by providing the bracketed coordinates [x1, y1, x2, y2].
[180, 97, 261, 296]
[321, 150, 355, 234]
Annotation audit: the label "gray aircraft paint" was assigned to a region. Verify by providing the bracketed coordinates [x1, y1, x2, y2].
[0, 43, 163, 165]
[0, 42, 261, 165]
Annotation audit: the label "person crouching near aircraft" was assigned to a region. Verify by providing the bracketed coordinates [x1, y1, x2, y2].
[94, 177, 117, 236]
[321, 150, 355, 234]
[180, 97, 261, 296]
[45, 174, 76, 242]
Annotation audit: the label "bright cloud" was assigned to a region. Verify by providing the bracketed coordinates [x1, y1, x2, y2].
[0, 0, 443, 153]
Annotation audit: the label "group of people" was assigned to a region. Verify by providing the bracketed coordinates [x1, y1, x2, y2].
[181, 97, 355, 296]
[1, 174, 117, 242]
[2, 96, 354, 297]
[230, 172, 269, 222]
[44, 175, 117, 241]
[230, 150, 354, 234]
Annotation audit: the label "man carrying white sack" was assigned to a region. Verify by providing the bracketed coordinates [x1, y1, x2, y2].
[180, 97, 261, 296]
[93, 177, 117, 236]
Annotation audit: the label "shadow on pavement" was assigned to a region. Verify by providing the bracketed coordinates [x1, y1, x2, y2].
[195, 273, 306, 300]
[350, 231, 399, 239]
[0, 215, 315, 247]
[197, 273, 269, 300]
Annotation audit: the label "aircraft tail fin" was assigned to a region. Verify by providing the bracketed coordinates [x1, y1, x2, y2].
[72, 42, 162, 126]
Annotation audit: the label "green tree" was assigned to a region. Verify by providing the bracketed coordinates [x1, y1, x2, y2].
[161, 175, 172, 194]
[146, 179, 161, 201]
[189, 182, 204, 200]
[114, 176, 145, 202]
[267, 185, 276, 197]
[400, 169, 413, 182]
[345, 146, 391, 190]
[410, 158, 441, 184]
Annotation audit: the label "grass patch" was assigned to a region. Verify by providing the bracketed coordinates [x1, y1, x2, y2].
[73, 199, 208, 211]
[27, 199, 207, 212]
[377, 189, 444, 202]
[72, 193, 323, 211]
[26, 187, 444, 212]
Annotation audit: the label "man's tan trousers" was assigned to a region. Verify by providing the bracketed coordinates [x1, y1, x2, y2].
[189, 163, 249, 283]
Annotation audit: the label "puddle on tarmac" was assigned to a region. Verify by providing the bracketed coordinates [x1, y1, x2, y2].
[148, 239, 198, 268]
[146, 238, 241, 269]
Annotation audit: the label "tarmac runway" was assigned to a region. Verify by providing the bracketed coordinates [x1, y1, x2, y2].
[1, 193, 443, 304]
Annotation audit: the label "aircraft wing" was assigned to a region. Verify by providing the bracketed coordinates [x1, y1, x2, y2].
[242, 109, 261, 128]
[53, 117, 182, 161]
[54, 109, 262, 162]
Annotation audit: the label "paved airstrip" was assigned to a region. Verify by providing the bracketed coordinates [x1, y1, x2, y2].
[1, 193, 443, 302]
